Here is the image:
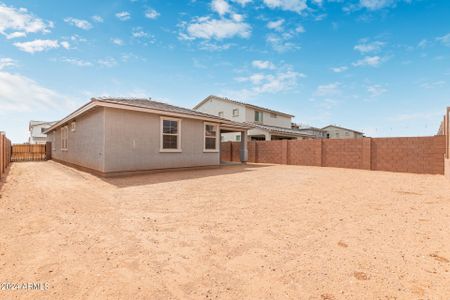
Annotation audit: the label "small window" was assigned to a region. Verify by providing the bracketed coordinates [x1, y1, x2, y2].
[218, 111, 224, 117]
[270, 113, 277, 118]
[160, 117, 181, 152]
[204, 123, 219, 152]
[61, 126, 68, 151]
[232, 109, 239, 117]
[41, 127, 46, 133]
[236, 135, 241, 141]
[71, 121, 76, 132]
[52, 133, 56, 151]
[345, 131, 349, 136]
[255, 111, 263, 123]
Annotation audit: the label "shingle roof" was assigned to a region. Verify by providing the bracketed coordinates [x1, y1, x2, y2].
[93, 97, 239, 122]
[194, 95, 295, 118]
[253, 124, 315, 138]
[45, 97, 253, 133]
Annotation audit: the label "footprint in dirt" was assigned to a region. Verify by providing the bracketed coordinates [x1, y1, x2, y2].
[337, 241, 348, 248]
[430, 253, 449, 263]
[353, 271, 369, 280]
[320, 294, 336, 300]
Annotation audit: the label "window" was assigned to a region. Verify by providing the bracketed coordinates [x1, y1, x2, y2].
[41, 127, 46, 133]
[71, 121, 76, 132]
[236, 135, 241, 142]
[52, 132, 56, 151]
[232, 109, 239, 117]
[270, 113, 277, 118]
[218, 111, 224, 117]
[255, 111, 263, 123]
[204, 123, 219, 152]
[160, 117, 181, 152]
[61, 126, 68, 151]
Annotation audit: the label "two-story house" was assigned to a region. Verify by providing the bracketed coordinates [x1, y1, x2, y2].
[322, 125, 364, 139]
[193, 95, 313, 141]
[29, 120, 56, 144]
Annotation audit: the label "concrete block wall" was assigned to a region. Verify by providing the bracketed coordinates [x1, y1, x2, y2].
[221, 135, 446, 175]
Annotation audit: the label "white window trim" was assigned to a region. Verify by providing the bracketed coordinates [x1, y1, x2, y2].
[52, 132, 56, 151]
[203, 122, 220, 153]
[61, 126, 68, 151]
[160, 117, 182, 152]
[71, 121, 76, 132]
[232, 108, 239, 117]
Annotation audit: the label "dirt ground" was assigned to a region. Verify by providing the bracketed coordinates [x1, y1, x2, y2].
[0, 161, 449, 299]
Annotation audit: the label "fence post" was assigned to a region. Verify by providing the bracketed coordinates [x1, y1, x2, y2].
[45, 142, 52, 160]
[281, 140, 288, 164]
[362, 138, 372, 170]
[0, 133, 3, 178]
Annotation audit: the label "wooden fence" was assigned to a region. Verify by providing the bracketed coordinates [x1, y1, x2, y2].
[0, 132, 12, 179]
[11, 144, 46, 162]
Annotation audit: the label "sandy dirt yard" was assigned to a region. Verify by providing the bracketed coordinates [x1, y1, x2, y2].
[0, 161, 449, 299]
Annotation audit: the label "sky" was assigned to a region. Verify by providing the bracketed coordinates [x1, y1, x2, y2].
[0, 0, 450, 142]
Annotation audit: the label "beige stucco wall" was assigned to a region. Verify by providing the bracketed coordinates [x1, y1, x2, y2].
[323, 127, 363, 139]
[49, 107, 106, 172]
[103, 108, 220, 173]
[245, 107, 291, 128]
[196, 98, 247, 123]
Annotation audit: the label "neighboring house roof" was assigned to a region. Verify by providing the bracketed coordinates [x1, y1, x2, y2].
[44, 97, 253, 134]
[193, 95, 295, 118]
[297, 126, 327, 133]
[29, 120, 56, 131]
[321, 125, 364, 135]
[253, 124, 315, 138]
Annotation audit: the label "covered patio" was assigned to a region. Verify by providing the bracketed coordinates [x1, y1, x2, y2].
[220, 122, 253, 163]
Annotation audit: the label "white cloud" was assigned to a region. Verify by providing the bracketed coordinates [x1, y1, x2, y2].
[211, 0, 231, 16]
[295, 25, 305, 33]
[0, 58, 16, 70]
[420, 80, 446, 89]
[64, 17, 92, 30]
[233, 63, 304, 98]
[354, 41, 384, 53]
[437, 33, 450, 47]
[266, 32, 300, 53]
[92, 15, 104, 23]
[314, 82, 341, 97]
[360, 0, 395, 10]
[252, 60, 275, 69]
[60, 57, 92, 67]
[181, 16, 251, 40]
[116, 11, 131, 21]
[0, 3, 53, 39]
[367, 84, 387, 97]
[111, 38, 124, 46]
[13, 39, 60, 53]
[267, 19, 284, 31]
[232, 0, 252, 5]
[352, 55, 382, 67]
[132, 27, 147, 38]
[331, 66, 348, 73]
[97, 57, 118, 68]
[60, 41, 70, 49]
[145, 8, 160, 20]
[263, 0, 308, 13]
[0, 71, 64, 112]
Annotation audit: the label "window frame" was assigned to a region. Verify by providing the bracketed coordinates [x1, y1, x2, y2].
[203, 122, 220, 153]
[218, 111, 224, 118]
[160, 117, 182, 152]
[232, 108, 239, 117]
[61, 126, 68, 151]
[52, 132, 56, 151]
[254, 110, 263, 123]
[71, 121, 76, 132]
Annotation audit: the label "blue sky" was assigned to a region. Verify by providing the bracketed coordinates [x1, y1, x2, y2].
[1, 0, 449, 142]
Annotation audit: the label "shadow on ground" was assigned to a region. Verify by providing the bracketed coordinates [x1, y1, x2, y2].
[101, 163, 274, 188]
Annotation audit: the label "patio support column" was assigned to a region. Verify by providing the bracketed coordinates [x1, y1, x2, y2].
[240, 131, 248, 163]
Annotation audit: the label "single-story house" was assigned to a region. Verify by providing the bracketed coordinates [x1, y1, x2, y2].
[44, 97, 252, 176]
